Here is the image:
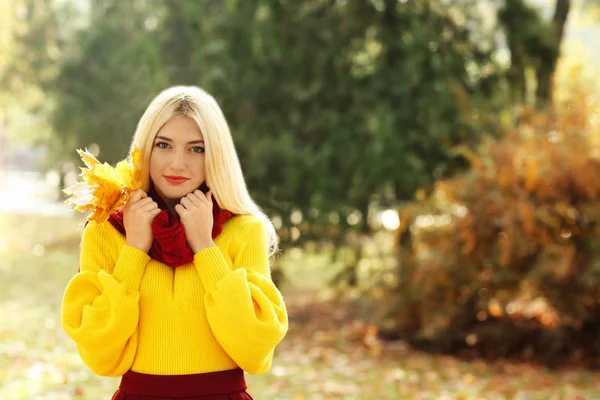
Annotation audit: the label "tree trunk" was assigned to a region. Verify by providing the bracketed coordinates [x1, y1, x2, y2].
[508, 42, 527, 105]
[499, 0, 529, 105]
[535, 0, 571, 106]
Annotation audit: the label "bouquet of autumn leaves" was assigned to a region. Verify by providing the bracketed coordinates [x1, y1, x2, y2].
[63, 147, 142, 222]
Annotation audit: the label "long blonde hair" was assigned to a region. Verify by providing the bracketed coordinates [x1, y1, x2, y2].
[129, 86, 278, 256]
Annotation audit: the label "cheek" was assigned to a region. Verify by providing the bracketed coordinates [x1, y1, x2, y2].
[191, 157, 206, 180]
[193, 156, 206, 171]
[149, 153, 164, 173]
[149, 157, 158, 177]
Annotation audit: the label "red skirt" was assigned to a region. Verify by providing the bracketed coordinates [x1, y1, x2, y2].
[111, 368, 254, 400]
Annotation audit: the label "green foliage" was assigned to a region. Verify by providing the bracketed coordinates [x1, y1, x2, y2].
[27, 0, 507, 273]
[159, 0, 501, 232]
[52, 1, 166, 164]
[9, 1, 571, 236]
[0, 0, 68, 151]
[15, 0, 576, 293]
[378, 78, 600, 366]
[34, 0, 511, 287]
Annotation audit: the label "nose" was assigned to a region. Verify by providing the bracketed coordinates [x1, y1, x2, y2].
[168, 151, 186, 172]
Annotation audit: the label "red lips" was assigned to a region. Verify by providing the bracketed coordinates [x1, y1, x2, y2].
[164, 175, 189, 185]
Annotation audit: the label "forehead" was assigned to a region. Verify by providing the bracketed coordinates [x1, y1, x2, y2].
[156, 115, 203, 141]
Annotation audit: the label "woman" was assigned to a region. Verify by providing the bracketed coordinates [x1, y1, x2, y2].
[61, 86, 288, 399]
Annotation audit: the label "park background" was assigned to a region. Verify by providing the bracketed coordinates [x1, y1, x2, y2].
[3, 0, 600, 399]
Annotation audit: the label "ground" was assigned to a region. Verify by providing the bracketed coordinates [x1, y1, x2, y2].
[1, 213, 600, 399]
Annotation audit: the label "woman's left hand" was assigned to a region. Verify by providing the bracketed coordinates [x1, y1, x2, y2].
[175, 189, 215, 253]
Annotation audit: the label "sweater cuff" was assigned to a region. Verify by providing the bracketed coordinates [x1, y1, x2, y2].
[193, 246, 231, 290]
[112, 245, 150, 291]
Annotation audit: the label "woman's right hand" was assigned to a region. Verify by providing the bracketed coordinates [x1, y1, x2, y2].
[124, 189, 161, 253]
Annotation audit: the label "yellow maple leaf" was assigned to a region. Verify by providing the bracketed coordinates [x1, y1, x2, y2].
[64, 146, 143, 222]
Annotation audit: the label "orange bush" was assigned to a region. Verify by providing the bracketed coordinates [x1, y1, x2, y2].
[379, 79, 600, 365]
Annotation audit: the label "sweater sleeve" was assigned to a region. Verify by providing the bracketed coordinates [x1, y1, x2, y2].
[193, 218, 288, 375]
[61, 221, 149, 377]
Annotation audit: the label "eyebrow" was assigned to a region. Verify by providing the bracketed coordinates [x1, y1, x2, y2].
[155, 135, 204, 145]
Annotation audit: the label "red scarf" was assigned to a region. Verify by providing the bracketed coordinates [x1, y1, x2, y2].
[107, 186, 234, 268]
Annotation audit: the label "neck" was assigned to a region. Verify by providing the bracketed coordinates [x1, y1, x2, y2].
[164, 199, 178, 215]
[148, 184, 177, 215]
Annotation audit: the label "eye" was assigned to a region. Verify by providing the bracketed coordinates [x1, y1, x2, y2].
[155, 142, 169, 149]
[190, 146, 205, 153]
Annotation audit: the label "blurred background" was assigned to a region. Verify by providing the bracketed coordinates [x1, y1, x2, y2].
[2, 0, 600, 399]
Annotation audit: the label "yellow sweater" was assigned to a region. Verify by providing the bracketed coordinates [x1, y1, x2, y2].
[61, 214, 288, 377]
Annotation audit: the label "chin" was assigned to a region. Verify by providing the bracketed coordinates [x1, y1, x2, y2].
[157, 183, 197, 199]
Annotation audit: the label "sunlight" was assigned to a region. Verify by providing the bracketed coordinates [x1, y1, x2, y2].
[380, 209, 400, 231]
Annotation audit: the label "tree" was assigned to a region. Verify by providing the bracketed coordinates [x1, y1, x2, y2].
[1, 0, 69, 151]
[52, 0, 166, 165]
[157, 0, 503, 284]
[376, 78, 600, 366]
[498, 0, 571, 108]
[48, 0, 504, 286]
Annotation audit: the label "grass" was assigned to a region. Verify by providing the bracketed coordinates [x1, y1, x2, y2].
[2, 212, 600, 399]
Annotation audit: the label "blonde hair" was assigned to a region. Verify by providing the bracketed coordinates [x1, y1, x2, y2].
[129, 86, 279, 256]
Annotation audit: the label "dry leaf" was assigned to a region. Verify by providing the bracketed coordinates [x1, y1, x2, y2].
[64, 146, 143, 222]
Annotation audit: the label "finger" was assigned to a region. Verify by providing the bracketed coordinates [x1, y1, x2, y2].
[148, 208, 161, 223]
[128, 192, 147, 207]
[180, 197, 195, 210]
[131, 197, 154, 208]
[141, 201, 159, 212]
[191, 190, 211, 206]
[174, 204, 186, 216]
[129, 189, 141, 203]
[186, 191, 205, 207]
[199, 190, 213, 207]
[129, 189, 147, 204]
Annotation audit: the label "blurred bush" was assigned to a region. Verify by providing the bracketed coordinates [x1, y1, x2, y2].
[376, 73, 600, 367]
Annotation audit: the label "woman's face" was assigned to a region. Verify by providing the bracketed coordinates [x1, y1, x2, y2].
[150, 115, 206, 206]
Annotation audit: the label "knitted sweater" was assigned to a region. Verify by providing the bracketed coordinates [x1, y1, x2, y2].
[61, 214, 288, 377]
